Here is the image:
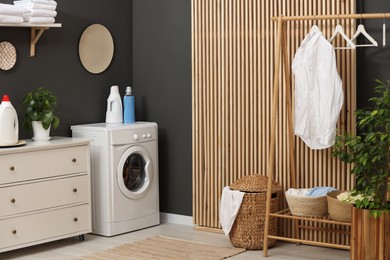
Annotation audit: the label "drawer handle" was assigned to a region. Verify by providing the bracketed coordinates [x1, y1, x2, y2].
[11, 198, 16, 203]
[73, 188, 78, 193]
[74, 218, 78, 222]
[10, 166, 15, 171]
[72, 158, 77, 163]
[12, 230, 17, 235]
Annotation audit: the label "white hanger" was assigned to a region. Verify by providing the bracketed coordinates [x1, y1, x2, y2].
[311, 24, 320, 32]
[329, 24, 356, 49]
[383, 14, 386, 47]
[351, 24, 378, 47]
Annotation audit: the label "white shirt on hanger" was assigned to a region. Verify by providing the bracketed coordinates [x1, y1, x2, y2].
[292, 25, 344, 150]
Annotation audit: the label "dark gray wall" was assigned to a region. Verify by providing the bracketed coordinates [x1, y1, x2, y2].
[0, 0, 133, 138]
[357, 1, 390, 108]
[132, 0, 192, 216]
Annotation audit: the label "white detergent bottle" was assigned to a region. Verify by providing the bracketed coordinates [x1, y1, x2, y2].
[105, 85, 123, 123]
[0, 95, 19, 145]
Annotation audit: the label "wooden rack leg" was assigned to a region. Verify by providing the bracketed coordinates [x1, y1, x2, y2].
[281, 19, 299, 243]
[263, 15, 284, 258]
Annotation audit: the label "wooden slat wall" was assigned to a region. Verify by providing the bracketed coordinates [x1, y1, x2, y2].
[192, 0, 356, 243]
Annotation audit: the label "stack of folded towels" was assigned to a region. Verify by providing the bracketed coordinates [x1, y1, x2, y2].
[0, 3, 31, 24]
[14, 0, 57, 24]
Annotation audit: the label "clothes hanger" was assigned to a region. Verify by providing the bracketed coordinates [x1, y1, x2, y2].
[351, 14, 378, 47]
[311, 15, 320, 32]
[329, 16, 355, 49]
[310, 15, 320, 33]
[329, 25, 356, 49]
[383, 14, 386, 47]
[350, 15, 378, 47]
[351, 24, 378, 47]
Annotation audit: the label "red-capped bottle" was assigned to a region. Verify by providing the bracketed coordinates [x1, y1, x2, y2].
[0, 95, 19, 145]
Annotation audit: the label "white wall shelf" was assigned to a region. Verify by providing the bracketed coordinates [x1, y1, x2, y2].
[0, 23, 62, 57]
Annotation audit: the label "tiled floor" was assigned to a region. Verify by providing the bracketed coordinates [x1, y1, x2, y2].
[1, 223, 349, 259]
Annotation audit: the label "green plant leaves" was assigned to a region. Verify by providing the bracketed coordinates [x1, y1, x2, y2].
[21, 87, 60, 131]
[332, 80, 390, 211]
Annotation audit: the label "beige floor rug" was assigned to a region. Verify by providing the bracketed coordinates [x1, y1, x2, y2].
[76, 235, 246, 260]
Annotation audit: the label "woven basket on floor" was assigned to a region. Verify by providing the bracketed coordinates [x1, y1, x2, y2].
[285, 192, 328, 217]
[229, 175, 282, 250]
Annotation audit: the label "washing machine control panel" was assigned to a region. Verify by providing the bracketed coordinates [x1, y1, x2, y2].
[131, 128, 155, 142]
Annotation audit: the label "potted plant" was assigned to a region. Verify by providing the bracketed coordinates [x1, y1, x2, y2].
[22, 87, 60, 141]
[332, 80, 389, 259]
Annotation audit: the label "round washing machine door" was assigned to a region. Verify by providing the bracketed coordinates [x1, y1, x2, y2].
[117, 145, 154, 199]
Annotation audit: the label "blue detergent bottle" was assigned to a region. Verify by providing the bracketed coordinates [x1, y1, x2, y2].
[123, 86, 135, 123]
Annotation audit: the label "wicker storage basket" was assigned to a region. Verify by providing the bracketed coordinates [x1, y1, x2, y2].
[229, 175, 282, 250]
[285, 192, 328, 217]
[327, 190, 352, 222]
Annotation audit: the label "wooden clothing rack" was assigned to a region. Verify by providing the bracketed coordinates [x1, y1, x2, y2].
[262, 12, 390, 258]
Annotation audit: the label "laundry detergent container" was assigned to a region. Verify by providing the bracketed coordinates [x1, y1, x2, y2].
[229, 175, 282, 249]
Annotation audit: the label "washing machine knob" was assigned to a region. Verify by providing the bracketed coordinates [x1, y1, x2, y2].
[133, 134, 139, 140]
[142, 134, 146, 138]
[147, 133, 151, 138]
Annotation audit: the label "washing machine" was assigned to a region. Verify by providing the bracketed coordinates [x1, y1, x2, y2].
[71, 122, 159, 236]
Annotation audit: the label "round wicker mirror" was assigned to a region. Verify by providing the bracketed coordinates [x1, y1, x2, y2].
[79, 24, 114, 74]
[0, 42, 17, 71]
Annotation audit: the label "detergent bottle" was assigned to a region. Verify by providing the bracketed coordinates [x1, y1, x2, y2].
[105, 85, 123, 123]
[0, 95, 19, 145]
[123, 86, 135, 123]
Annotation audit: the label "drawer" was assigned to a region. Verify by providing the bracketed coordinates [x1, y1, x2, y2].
[0, 145, 88, 184]
[0, 204, 90, 250]
[0, 175, 89, 218]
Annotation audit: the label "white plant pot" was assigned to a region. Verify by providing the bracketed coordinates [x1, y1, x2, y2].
[32, 121, 51, 142]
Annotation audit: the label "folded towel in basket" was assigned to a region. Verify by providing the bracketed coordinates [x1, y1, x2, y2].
[286, 186, 336, 197]
[308, 186, 336, 197]
[286, 188, 311, 196]
[220, 186, 245, 236]
[0, 14, 24, 24]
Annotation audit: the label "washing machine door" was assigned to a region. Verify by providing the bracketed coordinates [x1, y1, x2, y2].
[117, 145, 154, 199]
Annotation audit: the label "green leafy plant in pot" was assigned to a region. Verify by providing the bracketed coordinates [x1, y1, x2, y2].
[332, 80, 389, 259]
[22, 87, 60, 141]
[333, 80, 389, 215]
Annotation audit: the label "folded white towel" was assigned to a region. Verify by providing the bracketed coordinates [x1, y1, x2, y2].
[0, 3, 30, 16]
[13, 2, 56, 11]
[286, 188, 311, 196]
[286, 187, 337, 197]
[219, 186, 245, 236]
[0, 14, 24, 24]
[28, 16, 54, 24]
[35, 0, 57, 5]
[14, 0, 57, 7]
[13, 0, 31, 4]
[31, 9, 56, 17]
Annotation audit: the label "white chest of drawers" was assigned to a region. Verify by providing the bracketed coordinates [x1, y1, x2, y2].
[0, 137, 91, 253]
